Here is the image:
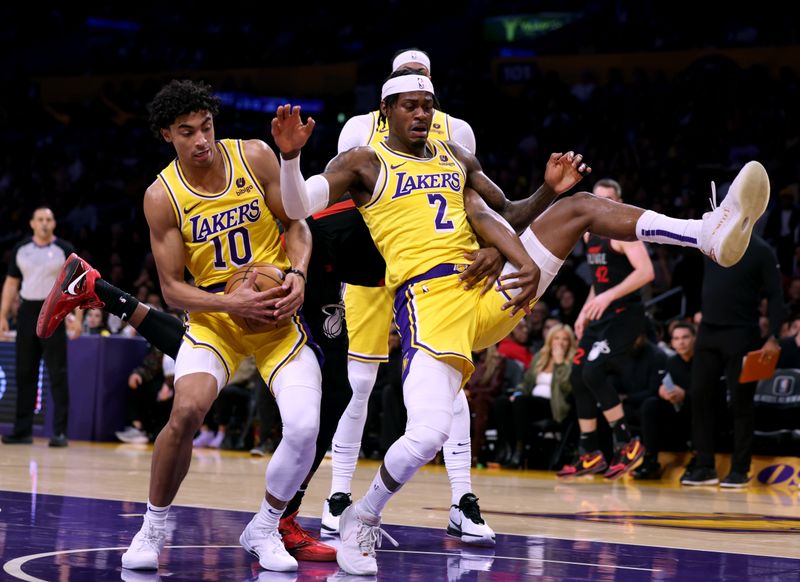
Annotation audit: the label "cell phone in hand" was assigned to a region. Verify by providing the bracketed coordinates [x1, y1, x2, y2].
[662, 372, 681, 412]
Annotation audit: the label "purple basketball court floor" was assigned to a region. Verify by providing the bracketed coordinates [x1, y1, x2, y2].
[2, 490, 799, 581]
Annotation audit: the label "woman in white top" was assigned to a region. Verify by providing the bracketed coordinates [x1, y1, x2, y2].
[505, 324, 577, 468]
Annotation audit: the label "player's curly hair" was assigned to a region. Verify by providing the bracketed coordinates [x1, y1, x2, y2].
[378, 68, 440, 129]
[147, 79, 221, 140]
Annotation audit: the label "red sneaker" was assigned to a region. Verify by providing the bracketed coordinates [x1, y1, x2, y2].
[604, 437, 645, 480]
[37, 253, 103, 338]
[556, 450, 607, 478]
[278, 510, 336, 562]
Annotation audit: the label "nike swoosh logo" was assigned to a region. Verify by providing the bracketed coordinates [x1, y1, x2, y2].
[66, 270, 88, 296]
[626, 442, 641, 460]
[583, 455, 602, 468]
[183, 201, 201, 214]
[390, 162, 407, 170]
[451, 450, 469, 455]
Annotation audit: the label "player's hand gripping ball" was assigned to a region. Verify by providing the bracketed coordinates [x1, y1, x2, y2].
[225, 262, 288, 333]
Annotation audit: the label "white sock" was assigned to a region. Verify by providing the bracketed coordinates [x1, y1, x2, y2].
[359, 471, 395, 519]
[145, 500, 170, 528]
[636, 210, 701, 248]
[330, 439, 361, 495]
[254, 498, 284, 531]
[443, 390, 473, 506]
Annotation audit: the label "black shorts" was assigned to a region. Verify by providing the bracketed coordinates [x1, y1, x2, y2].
[573, 303, 646, 366]
[306, 201, 386, 289]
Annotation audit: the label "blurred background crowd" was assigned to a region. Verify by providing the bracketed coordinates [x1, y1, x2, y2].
[2, 2, 799, 472]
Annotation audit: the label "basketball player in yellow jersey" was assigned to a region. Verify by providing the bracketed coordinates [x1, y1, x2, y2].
[273, 70, 769, 575]
[121, 80, 324, 575]
[323, 48, 499, 546]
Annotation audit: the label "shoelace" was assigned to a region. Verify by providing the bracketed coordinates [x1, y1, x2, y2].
[460, 497, 486, 525]
[356, 522, 398, 556]
[136, 522, 165, 549]
[708, 180, 718, 211]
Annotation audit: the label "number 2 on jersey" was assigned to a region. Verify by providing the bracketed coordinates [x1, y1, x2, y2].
[211, 226, 253, 269]
[427, 193, 454, 231]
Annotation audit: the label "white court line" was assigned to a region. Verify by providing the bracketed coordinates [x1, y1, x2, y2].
[2, 545, 239, 582]
[377, 548, 660, 572]
[3, 544, 659, 581]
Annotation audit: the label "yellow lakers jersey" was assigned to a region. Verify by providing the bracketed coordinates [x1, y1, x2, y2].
[158, 139, 290, 288]
[359, 140, 478, 291]
[366, 109, 452, 147]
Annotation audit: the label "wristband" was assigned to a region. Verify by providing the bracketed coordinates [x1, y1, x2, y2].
[285, 268, 306, 284]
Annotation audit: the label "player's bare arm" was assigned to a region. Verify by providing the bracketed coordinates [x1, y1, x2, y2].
[581, 240, 654, 321]
[272, 104, 379, 216]
[464, 188, 539, 316]
[143, 181, 280, 324]
[243, 138, 311, 321]
[450, 142, 590, 232]
[321, 147, 380, 206]
[0, 275, 21, 334]
[459, 247, 505, 294]
[275, 219, 312, 321]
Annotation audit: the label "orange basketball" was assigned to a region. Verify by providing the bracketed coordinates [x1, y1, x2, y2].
[224, 262, 287, 333]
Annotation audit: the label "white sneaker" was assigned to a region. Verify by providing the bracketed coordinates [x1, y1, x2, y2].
[336, 505, 398, 576]
[699, 160, 770, 267]
[321, 492, 352, 535]
[239, 516, 298, 572]
[446, 494, 496, 547]
[116, 426, 149, 444]
[208, 432, 225, 449]
[121, 517, 166, 570]
[192, 430, 215, 448]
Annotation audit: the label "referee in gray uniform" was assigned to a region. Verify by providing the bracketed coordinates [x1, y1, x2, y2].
[1, 207, 74, 446]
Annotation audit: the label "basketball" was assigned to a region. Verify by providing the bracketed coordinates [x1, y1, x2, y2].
[224, 262, 287, 333]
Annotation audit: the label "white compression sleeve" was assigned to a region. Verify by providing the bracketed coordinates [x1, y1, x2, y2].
[449, 116, 476, 154]
[280, 154, 330, 220]
[337, 113, 373, 153]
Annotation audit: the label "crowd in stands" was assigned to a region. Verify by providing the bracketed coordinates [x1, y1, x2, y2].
[3, 6, 800, 473]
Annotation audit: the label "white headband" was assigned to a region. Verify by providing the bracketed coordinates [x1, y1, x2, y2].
[381, 75, 435, 100]
[392, 50, 431, 73]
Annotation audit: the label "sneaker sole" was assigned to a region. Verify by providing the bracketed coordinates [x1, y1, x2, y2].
[604, 455, 644, 480]
[447, 525, 496, 547]
[556, 462, 608, 478]
[240, 532, 299, 572]
[121, 555, 158, 570]
[715, 161, 770, 267]
[719, 482, 749, 489]
[320, 520, 340, 534]
[680, 479, 720, 486]
[604, 445, 645, 480]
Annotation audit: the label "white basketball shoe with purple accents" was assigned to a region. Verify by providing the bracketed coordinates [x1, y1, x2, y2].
[699, 161, 770, 267]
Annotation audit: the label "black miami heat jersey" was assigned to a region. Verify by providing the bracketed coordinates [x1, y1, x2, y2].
[585, 234, 641, 313]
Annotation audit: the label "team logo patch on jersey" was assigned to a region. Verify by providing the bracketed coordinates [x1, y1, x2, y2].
[321, 303, 345, 339]
[588, 340, 611, 361]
